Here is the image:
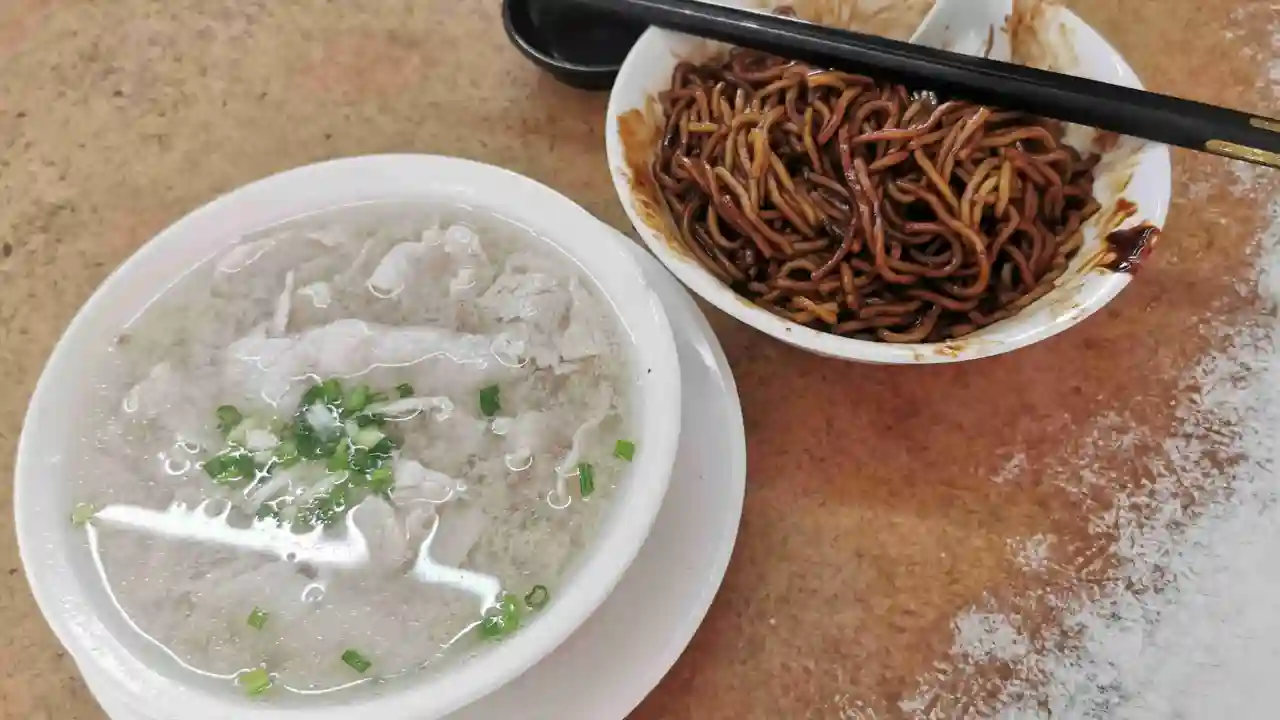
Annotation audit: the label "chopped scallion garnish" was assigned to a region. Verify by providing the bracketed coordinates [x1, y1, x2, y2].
[369, 466, 394, 495]
[524, 585, 550, 610]
[350, 446, 374, 472]
[274, 439, 300, 468]
[352, 426, 384, 450]
[256, 502, 283, 522]
[295, 482, 350, 529]
[613, 439, 636, 462]
[326, 441, 351, 473]
[209, 377, 412, 529]
[320, 378, 343, 405]
[215, 405, 243, 435]
[370, 436, 396, 456]
[71, 503, 96, 527]
[238, 667, 272, 696]
[345, 385, 371, 413]
[396, 383, 415, 398]
[341, 649, 372, 673]
[247, 607, 268, 630]
[480, 594, 522, 640]
[578, 462, 595, 498]
[300, 383, 325, 408]
[479, 384, 501, 417]
[205, 450, 256, 485]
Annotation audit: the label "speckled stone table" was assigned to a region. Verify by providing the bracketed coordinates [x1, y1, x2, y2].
[1, 2, 1275, 718]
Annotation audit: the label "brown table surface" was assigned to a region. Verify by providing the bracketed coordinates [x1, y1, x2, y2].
[1, 2, 1275, 718]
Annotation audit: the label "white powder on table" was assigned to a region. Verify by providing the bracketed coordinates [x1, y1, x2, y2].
[895, 208, 1279, 720]
[1008, 535, 1054, 573]
[805, 8, 1279, 718]
[894, 8, 1280, 718]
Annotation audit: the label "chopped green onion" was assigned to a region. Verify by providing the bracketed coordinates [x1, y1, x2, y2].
[273, 439, 300, 468]
[369, 466, 394, 495]
[326, 441, 351, 473]
[613, 439, 636, 462]
[238, 667, 272, 696]
[300, 383, 326, 408]
[320, 378, 344, 405]
[479, 384, 501, 417]
[298, 483, 350, 528]
[578, 462, 595, 498]
[256, 502, 283, 523]
[205, 450, 256, 484]
[71, 503, 96, 527]
[370, 436, 396, 456]
[246, 607, 268, 630]
[396, 383, 415, 398]
[203, 454, 230, 478]
[345, 385, 371, 413]
[205, 378, 414, 530]
[299, 378, 345, 410]
[524, 585, 550, 610]
[352, 427, 385, 450]
[350, 447, 374, 472]
[341, 649, 372, 673]
[291, 418, 326, 459]
[480, 594, 522, 640]
[215, 405, 243, 435]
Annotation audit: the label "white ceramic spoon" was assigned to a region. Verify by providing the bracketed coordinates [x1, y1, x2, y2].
[911, 0, 1014, 59]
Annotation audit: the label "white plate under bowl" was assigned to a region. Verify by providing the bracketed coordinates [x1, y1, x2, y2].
[78, 231, 748, 720]
[604, 0, 1172, 364]
[16, 155, 682, 720]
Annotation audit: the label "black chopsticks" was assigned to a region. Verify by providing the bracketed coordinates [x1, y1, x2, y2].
[581, 0, 1280, 170]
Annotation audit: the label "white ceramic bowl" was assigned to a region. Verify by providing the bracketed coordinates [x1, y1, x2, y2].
[605, 0, 1172, 364]
[15, 155, 682, 720]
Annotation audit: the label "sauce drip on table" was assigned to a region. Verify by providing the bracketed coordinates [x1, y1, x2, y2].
[1103, 224, 1161, 273]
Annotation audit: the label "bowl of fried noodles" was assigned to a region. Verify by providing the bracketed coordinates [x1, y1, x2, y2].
[604, 0, 1171, 364]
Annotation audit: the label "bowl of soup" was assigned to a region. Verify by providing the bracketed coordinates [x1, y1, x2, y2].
[15, 155, 682, 719]
[604, 0, 1172, 364]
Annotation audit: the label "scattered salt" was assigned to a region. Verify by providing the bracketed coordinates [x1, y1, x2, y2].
[1008, 535, 1053, 573]
[951, 612, 1030, 664]
[887, 8, 1280, 718]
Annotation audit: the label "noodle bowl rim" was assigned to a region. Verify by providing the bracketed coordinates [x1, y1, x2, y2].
[605, 1, 1172, 364]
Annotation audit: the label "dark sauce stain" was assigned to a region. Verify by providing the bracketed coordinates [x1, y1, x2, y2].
[617, 107, 688, 258]
[1104, 224, 1161, 274]
[1, 241, 11, 258]
[1094, 197, 1140, 241]
[523, 0, 647, 66]
[1079, 197, 1154, 275]
[617, 108, 657, 214]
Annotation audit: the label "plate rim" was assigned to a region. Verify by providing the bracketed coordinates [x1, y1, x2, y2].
[443, 229, 747, 720]
[68, 224, 748, 720]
